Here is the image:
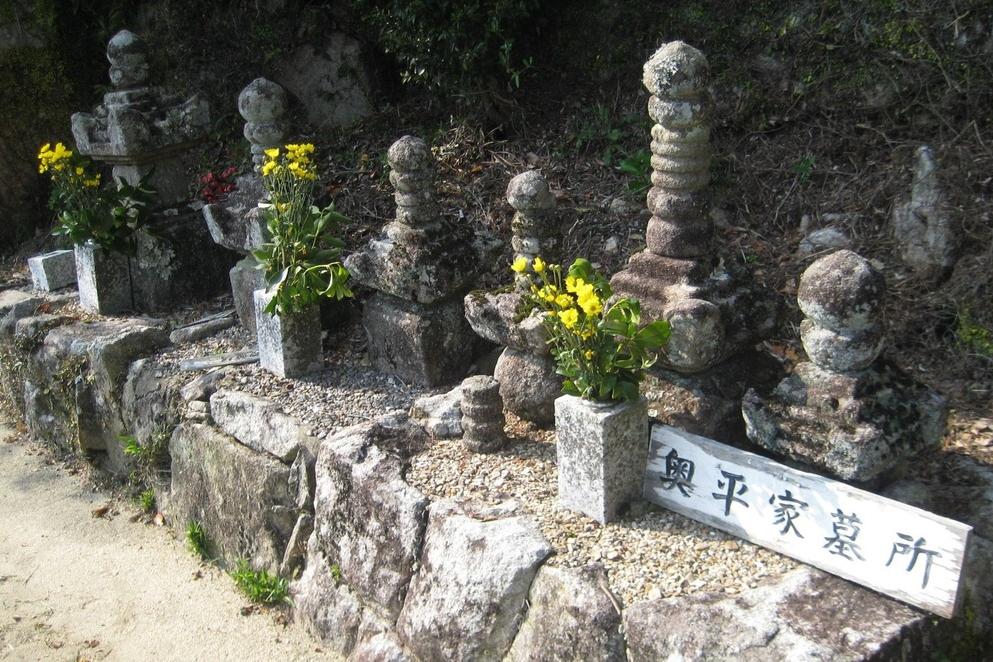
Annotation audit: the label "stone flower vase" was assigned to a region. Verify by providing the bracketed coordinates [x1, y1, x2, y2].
[253, 288, 323, 378]
[74, 241, 134, 314]
[554, 394, 649, 524]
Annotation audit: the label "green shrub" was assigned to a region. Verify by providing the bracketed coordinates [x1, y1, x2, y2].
[231, 560, 290, 605]
[352, 0, 540, 94]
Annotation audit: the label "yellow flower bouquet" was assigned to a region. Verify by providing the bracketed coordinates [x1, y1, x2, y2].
[251, 143, 352, 316]
[514, 256, 670, 402]
[37, 141, 154, 254]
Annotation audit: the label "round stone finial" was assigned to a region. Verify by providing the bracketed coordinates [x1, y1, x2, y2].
[238, 78, 288, 123]
[507, 171, 555, 212]
[388, 135, 433, 172]
[643, 41, 709, 99]
[107, 30, 149, 89]
[798, 250, 885, 332]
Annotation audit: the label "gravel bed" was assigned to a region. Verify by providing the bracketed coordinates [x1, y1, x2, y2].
[407, 414, 798, 607]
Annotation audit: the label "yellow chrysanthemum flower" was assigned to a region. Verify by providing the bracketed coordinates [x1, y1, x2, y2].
[558, 308, 579, 328]
[261, 160, 279, 177]
[555, 293, 573, 309]
[578, 292, 602, 316]
[533, 256, 546, 273]
[584, 349, 594, 360]
[264, 148, 280, 159]
[511, 256, 528, 273]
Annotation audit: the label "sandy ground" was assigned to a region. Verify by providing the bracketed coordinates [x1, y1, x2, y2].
[0, 424, 336, 662]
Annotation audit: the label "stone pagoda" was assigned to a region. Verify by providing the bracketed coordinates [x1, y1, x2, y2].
[610, 41, 778, 374]
[202, 78, 287, 335]
[345, 135, 500, 387]
[465, 170, 562, 426]
[68, 29, 234, 312]
[742, 250, 947, 483]
[71, 29, 209, 208]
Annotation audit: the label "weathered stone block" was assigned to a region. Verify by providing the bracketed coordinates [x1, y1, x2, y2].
[464, 290, 549, 355]
[555, 395, 649, 524]
[507, 564, 625, 662]
[121, 357, 181, 458]
[209, 389, 315, 462]
[396, 500, 553, 661]
[410, 386, 463, 438]
[314, 421, 429, 620]
[254, 289, 323, 379]
[623, 568, 943, 660]
[169, 422, 296, 572]
[363, 292, 476, 387]
[130, 211, 239, 313]
[292, 536, 366, 653]
[75, 242, 133, 314]
[230, 255, 266, 336]
[28, 250, 77, 292]
[494, 347, 561, 426]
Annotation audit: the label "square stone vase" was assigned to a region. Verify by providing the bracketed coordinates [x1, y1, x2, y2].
[74, 242, 134, 314]
[28, 249, 77, 291]
[254, 288, 323, 378]
[555, 394, 649, 524]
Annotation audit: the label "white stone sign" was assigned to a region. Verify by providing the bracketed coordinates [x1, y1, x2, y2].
[643, 425, 972, 618]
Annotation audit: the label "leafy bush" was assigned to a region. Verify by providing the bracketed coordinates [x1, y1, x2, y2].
[251, 143, 352, 316]
[515, 257, 670, 402]
[352, 0, 540, 93]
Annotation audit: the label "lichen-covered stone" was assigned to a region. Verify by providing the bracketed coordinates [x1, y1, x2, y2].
[797, 250, 885, 333]
[463, 291, 548, 355]
[494, 348, 560, 427]
[507, 564, 625, 662]
[254, 289, 323, 378]
[461, 375, 506, 453]
[743, 361, 946, 482]
[75, 242, 133, 314]
[238, 78, 288, 167]
[230, 255, 266, 336]
[292, 536, 365, 653]
[624, 568, 935, 660]
[169, 422, 296, 572]
[555, 395, 649, 524]
[362, 293, 477, 387]
[28, 250, 77, 292]
[410, 386, 463, 438]
[396, 500, 553, 661]
[892, 145, 958, 280]
[121, 357, 180, 459]
[313, 420, 429, 620]
[209, 389, 316, 462]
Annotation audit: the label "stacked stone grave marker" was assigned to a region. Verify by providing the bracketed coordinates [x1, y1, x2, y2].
[69, 29, 235, 313]
[609, 41, 781, 441]
[345, 136, 500, 387]
[202, 78, 287, 335]
[460, 375, 506, 453]
[742, 249, 947, 483]
[465, 171, 562, 425]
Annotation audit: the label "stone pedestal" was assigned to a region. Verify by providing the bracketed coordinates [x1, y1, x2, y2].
[75, 243, 133, 314]
[28, 250, 77, 291]
[363, 293, 476, 387]
[231, 255, 266, 335]
[555, 395, 649, 524]
[254, 289, 323, 379]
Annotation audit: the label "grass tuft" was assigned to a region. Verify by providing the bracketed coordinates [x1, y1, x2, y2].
[186, 520, 209, 560]
[231, 559, 290, 605]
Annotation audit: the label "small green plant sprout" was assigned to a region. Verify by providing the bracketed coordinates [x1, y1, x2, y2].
[330, 562, 343, 584]
[617, 149, 652, 193]
[513, 256, 671, 402]
[138, 488, 156, 514]
[186, 520, 209, 560]
[793, 153, 815, 184]
[957, 308, 993, 359]
[231, 559, 290, 605]
[251, 143, 353, 316]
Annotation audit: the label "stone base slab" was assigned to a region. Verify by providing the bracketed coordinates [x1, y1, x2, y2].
[28, 250, 77, 292]
[254, 289, 323, 379]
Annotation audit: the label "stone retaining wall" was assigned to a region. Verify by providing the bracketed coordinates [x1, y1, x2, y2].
[2, 286, 991, 661]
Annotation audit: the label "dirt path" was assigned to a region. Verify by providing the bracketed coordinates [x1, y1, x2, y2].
[0, 424, 335, 661]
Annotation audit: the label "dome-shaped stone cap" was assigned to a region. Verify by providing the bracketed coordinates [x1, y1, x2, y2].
[107, 30, 146, 63]
[507, 170, 555, 212]
[643, 41, 709, 99]
[388, 135, 434, 172]
[238, 78, 288, 123]
[798, 249, 885, 332]
[461, 374, 500, 399]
